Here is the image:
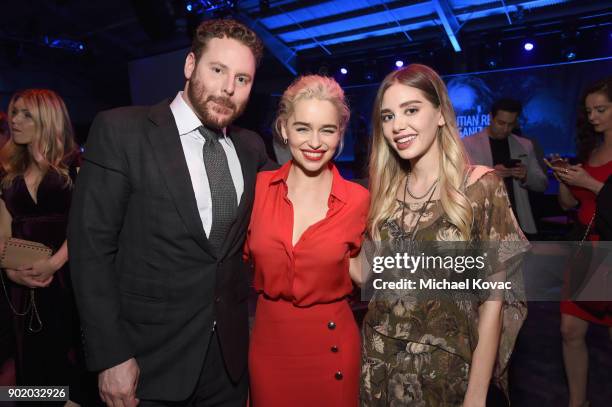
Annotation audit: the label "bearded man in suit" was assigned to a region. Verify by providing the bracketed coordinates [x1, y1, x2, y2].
[69, 18, 273, 407]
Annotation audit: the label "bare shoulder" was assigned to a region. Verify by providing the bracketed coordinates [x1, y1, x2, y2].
[465, 165, 495, 188]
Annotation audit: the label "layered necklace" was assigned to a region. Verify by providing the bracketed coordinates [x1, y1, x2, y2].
[396, 171, 439, 251]
[405, 170, 439, 200]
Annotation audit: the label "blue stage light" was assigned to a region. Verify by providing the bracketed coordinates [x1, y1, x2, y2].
[395, 60, 404, 68]
[524, 42, 534, 51]
[340, 67, 348, 75]
[43, 36, 86, 53]
[185, 1, 234, 14]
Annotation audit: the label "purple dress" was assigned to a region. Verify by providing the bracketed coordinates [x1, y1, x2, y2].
[0, 153, 94, 403]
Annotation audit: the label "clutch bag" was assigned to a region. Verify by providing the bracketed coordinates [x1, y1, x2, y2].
[0, 238, 52, 269]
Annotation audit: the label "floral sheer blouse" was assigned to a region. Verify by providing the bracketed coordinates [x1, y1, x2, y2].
[363, 168, 530, 394]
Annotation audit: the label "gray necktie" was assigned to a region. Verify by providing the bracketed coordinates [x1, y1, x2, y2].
[198, 126, 237, 252]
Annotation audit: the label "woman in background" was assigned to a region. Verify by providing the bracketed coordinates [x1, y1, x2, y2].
[0, 111, 15, 387]
[361, 64, 528, 406]
[245, 75, 369, 406]
[553, 77, 612, 407]
[0, 89, 93, 406]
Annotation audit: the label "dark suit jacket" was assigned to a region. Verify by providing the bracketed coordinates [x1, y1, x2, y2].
[596, 175, 612, 240]
[68, 99, 271, 401]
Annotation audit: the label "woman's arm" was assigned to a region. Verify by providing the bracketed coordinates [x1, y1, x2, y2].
[15, 239, 67, 285]
[42, 239, 68, 274]
[463, 300, 503, 407]
[1, 198, 52, 287]
[0, 199, 11, 241]
[349, 190, 371, 287]
[558, 181, 579, 211]
[556, 164, 603, 208]
[349, 253, 365, 287]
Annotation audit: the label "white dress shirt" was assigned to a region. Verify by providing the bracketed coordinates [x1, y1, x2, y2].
[169, 91, 243, 237]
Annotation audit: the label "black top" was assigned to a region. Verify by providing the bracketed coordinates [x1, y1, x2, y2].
[1, 156, 78, 253]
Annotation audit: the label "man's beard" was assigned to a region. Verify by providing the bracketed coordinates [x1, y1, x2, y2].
[187, 73, 246, 130]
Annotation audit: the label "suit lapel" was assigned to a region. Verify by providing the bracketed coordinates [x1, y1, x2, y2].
[146, 101, 215, 255]
[508, 134, 526, 158]
[480, 132, 494, 167]
[219, 126, 256, 256]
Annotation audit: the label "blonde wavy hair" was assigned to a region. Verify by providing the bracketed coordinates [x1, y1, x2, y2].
[368, 64, 472, 241]
[274, 75, 350, 155]
[1, 89, 76, 188]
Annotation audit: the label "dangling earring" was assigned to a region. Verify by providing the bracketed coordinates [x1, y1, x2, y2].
[283, 138, 288, 145]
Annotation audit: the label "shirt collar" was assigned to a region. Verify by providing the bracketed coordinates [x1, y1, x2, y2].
[269, 160, 349, 204]
[169, 91, 228, 140]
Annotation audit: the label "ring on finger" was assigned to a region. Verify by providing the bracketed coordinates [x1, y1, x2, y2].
[564, 168, 569, 174]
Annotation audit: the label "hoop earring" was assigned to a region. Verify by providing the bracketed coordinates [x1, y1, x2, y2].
[283, 138, 288, 145]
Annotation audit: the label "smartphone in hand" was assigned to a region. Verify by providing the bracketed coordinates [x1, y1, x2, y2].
[504, 159, 522, 168]
[543, 154, 569, 170]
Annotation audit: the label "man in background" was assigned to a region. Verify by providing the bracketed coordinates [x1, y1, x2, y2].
[463, 98, 548, 239]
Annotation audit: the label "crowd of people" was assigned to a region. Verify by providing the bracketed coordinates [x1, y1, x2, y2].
[0, 18, 610, 407]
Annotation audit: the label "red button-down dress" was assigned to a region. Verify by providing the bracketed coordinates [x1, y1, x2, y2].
[245, 161, 369, 407]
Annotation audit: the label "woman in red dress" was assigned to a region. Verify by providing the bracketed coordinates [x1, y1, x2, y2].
[244, 75, 368, 407]
[553, 77, 612, 407]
